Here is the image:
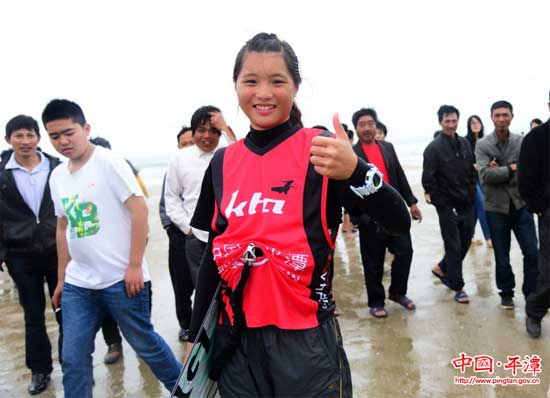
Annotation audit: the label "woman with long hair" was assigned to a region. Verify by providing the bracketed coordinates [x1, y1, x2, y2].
[466, 115, 492, 248]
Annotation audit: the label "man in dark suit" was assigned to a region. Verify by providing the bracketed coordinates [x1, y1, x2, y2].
[519, 91, 550, 338]
[1, 115, 62, 395]
[351, 108, 422, 318]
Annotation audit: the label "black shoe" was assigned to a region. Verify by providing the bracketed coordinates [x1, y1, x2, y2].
[500, 296, 514, 309]
[28, 372, 51, 395]
[526, 317, 542, 338]
[178, 328, 190, 342]
[104, 343, 123, 365]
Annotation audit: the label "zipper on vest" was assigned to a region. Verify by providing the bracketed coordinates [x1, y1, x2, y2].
[36, 216, 40, 224]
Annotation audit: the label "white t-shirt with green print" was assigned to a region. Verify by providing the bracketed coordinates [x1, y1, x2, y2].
[50, 146, 151, 290]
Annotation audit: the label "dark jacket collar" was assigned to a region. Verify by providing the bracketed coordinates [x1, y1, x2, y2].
[245, 121, 301, 155]
[353, 140, 390, 163]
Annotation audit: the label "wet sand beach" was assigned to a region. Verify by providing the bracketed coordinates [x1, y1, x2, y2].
[1, 165, 548, 397]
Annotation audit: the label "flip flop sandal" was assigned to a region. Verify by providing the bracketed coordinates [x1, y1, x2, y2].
[369, 307, 388, 318]
[431, 269, 445, 280]
[389, 295, 416, 310]
[454, 291, 470, 304]
[432, 270, 452, 289]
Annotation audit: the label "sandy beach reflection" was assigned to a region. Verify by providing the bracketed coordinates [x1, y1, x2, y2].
[1, 169, 548, 397]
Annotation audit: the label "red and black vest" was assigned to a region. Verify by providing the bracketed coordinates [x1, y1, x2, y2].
[210, 127, 336, 330]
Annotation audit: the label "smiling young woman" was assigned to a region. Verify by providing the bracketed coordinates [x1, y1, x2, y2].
[235, 51, 298, 131]
[185, 32, 411, 397]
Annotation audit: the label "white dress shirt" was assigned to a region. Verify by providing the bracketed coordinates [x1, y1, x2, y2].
[165, 145, 219, 242]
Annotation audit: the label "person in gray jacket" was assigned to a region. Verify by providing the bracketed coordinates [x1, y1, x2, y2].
[475, 100, 538, 309]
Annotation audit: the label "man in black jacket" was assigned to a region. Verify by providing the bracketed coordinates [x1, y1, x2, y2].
[158, 126, 195, 342]
[520, 92, 550, 338]
[352, 108, 422, 317]
[0, 115, 62, 395]
[422, 105, 477, 304]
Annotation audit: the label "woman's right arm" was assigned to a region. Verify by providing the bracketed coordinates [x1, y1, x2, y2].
[333, 159, 411, 236]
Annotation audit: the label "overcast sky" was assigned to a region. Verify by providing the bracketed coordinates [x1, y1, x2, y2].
[1, 0, 549, 159]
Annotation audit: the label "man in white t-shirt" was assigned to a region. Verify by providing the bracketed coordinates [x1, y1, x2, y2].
[165, 105, 236, 286]
[43, 99, 181, 397]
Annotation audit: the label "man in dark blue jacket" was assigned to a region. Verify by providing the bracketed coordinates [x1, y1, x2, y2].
[352, 108, 422, 317]
[0, 115, 62, 395]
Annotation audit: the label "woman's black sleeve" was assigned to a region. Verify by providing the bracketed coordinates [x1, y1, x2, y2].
[191, 165, 215, 231]
[188, 165, 222, 342]
[332, 158, 411, 235]
[188, 234, 220, 342]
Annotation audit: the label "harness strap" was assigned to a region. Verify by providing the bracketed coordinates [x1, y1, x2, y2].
[209, 243, 262, 381]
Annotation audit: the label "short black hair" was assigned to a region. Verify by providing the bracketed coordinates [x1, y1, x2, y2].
[351, 108, 378, 129]
[376, 121, 387, 137]
[42, 99, 86, 127]
[490, 100, 513, 115]
[5, 114, 40, 138]
[437, 105, 460, 122]
[177, 125, 192, 142]
[90, 136, 112, 149]
[190, 105, 221, 135]
[341, 123, 354, 141]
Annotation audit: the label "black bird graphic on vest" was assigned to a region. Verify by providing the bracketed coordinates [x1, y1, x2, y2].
[271, 180, 294, 195]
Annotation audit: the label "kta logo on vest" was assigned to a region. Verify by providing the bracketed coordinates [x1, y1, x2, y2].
[225, 190, 286, 218]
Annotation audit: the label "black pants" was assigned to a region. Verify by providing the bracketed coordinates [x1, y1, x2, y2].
[167, 225, 194, 329]
[217, 318, 352, 398]
[185, 234, 207, 287]
[102, 313, 123, 346]
[526, 211, 550, 320]
[6, 250, 62, 374]
[358, 221, 413, 308]
[436, 205, 475, 291]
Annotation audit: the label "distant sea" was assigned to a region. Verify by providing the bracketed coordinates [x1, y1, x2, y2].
[133, 140, 428, 191]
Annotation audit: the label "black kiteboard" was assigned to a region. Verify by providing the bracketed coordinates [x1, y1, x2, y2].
[170, 284, 221, 398]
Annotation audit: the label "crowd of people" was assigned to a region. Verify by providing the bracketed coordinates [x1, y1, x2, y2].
[0, 32, 548, 397]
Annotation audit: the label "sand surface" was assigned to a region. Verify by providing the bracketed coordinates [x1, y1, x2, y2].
[1, 166, 548, 397]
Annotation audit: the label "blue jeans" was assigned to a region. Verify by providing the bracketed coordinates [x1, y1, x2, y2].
[474, 181, 491, 241]
[486, 206, 539, 298]
[61, 281, 182, 397]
